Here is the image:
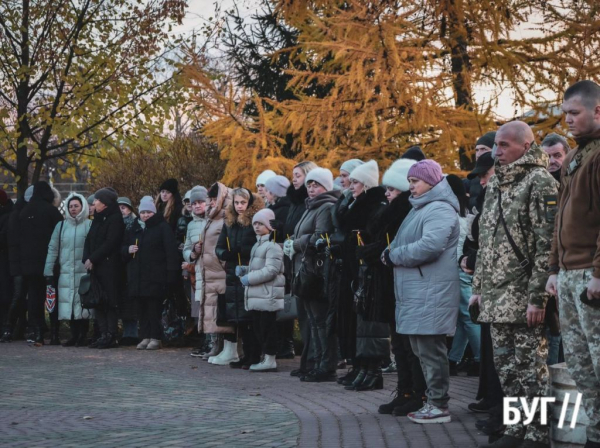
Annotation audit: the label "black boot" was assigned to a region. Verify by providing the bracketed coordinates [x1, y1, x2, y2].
[76, 321, 89, 347]
[344, 368, 367, 390]
[63, 320, 80, 347]
[355, 368, 383, 391]
[34, 329, 45, 345]
[276, 338, 295, 359]
[0, 331, 12, 343]
[88, 333, 106, 349]
[338, 367, 360, 385]
[378, 389, 412, 414]
[97, 332, 118, 349]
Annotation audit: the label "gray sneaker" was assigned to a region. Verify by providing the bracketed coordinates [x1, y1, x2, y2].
[407, 403, 451, 424]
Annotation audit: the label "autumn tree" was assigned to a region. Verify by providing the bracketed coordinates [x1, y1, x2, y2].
[0, 0, 187, 195]
[92, 133, 226, 205]
[188, 0, 600, 186]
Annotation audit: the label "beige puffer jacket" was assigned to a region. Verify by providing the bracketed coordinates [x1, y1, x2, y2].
[199, 183, 234, 334]
[245, 234, 285, 312]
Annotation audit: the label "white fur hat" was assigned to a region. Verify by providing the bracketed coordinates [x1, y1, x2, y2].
[305, 167, 334, 191]
[349, 160, 379, 189]
[256, 170, 277, 186]
[382, 159, 417, 192]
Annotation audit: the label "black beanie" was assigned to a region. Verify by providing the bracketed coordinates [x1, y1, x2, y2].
[208, 183, 220, 199]
[401, 146, 426, 161]
[476, 131, 496, 150]
[159, 178, 179, 195]
[94, 187, 118, 207]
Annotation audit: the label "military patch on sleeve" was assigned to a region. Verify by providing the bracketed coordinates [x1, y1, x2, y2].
[543, 195, 558, 224]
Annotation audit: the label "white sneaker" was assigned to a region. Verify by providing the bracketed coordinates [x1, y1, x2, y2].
[136, 339, 150, 350]
[210, 340, 239, 365]
[146, 339, 161, 350]
[250, 354, 277, 372]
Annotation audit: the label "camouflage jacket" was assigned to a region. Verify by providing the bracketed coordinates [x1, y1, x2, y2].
[472, 144, 558, 324]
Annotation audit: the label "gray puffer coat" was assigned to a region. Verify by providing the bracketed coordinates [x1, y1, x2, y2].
[44, 193, 92, 320]
[292, 190, 341, 278]
[245, 234, 285, 312]
[388, 178, 460, 335]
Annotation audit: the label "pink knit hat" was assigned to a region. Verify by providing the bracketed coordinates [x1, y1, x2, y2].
[253, 208, 275, 231]
[407, 160, 443, 187]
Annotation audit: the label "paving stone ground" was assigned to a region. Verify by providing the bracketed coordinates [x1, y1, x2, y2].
[0, 342, 488, 447]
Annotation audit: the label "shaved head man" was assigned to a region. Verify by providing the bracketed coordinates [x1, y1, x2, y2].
[473, 121, 557, 448]
[494, 121, 535, 166]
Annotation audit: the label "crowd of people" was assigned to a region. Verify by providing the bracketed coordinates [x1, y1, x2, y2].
[1, 80, 600, 448]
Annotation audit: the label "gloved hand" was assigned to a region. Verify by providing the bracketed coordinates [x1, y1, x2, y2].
[219, 249, 235, 262]
[45, 276, 54, 286]
[381, 248, 393, 267]
[240, 275, 250, 287]
[325, 244, 341, 258]
[269, 219, 283, 231]
[283, 239, 296, 259]
[235, 265, 248, 277]
[315, 238, 327, 252]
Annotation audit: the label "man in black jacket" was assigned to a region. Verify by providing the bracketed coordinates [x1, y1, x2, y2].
[18, 181, 64, 344]
[83, 187, 125, 349]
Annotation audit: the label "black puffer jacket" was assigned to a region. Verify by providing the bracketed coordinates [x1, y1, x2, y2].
[83, 202, 125, 307]
[18, 182, 63, 276]
[268, 196, 290, 244]
[122, 214, 179, 298]
[216, 194, 265, 323]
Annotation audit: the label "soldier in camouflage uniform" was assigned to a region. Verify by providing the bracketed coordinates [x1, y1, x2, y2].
[546, 81, 600, 448]
[471, 121, 558, 448]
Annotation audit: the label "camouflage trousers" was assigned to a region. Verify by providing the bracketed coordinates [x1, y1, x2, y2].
[558, 268, 600, 443]
[490, 323, 549, 443]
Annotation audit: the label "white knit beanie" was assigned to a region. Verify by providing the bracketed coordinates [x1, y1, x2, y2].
[339, 159, 364, 175]
[382, 159, 417, 192]
[305, 167, 334, 192]
[349, 160, 379, 189]
[256, 170, 277, 186]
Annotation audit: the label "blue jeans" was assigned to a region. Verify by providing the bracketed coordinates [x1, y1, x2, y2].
[448, 271, 481, 362]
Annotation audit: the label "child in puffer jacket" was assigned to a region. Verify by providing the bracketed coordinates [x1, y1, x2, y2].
[236, 208, 285, 372]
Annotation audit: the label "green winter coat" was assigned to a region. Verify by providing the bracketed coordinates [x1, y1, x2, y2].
[44, 193, 92, 320]
[472, 144, 558, 324]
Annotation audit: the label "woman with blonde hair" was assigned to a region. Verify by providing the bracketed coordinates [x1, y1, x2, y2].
[281, 161, 317, 364]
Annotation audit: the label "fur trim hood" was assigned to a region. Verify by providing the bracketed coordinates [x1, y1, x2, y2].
[224, 193, 265, 227]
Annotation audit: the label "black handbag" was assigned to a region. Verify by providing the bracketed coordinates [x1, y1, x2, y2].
[276, 294, 299, 322]
[79, 272, 103, 309]
[292, 255, 324, 300]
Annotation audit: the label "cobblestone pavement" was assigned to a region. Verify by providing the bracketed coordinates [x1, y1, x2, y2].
[0, 342, 488, 447]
